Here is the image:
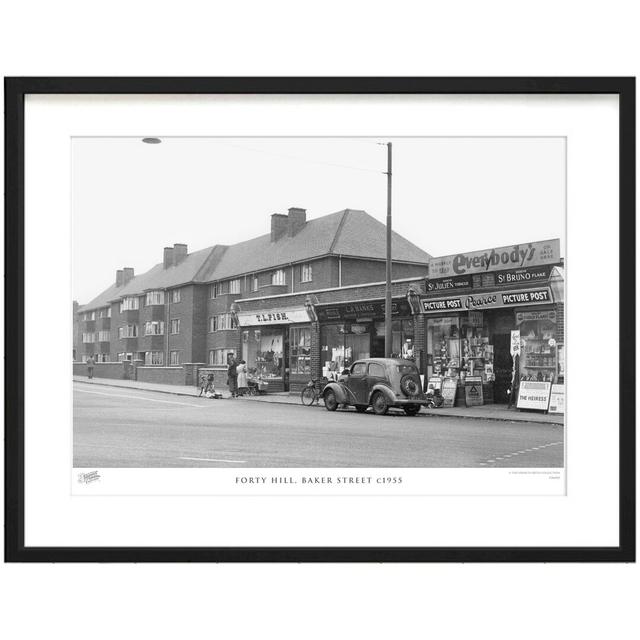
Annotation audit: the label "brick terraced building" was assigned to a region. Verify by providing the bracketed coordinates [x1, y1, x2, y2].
[75, 207, 432, 391]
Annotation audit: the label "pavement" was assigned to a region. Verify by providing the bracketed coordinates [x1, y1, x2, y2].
[72, 375, 564, 425]
[74, 381, 564, 468]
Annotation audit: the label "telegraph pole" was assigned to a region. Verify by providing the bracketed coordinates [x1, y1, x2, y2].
[384, 142, 393, 357]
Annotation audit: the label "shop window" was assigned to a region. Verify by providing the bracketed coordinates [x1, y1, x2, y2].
[320, 323, 371, 377]
[242, 327, 284, 379]
[289, 327, 311, 376]
[518, 315, 558, 383]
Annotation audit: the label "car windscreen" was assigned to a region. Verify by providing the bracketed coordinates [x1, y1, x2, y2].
[397, 365, 419, 375]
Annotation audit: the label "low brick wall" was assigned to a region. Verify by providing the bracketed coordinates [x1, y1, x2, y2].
[196, 366, 228, 390]
[73, 361, 128, 379]
[136, 366, 185, 385]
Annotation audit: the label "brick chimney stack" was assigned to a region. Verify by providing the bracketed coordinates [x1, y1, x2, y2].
[116, 269, 124, 287]
[163, 247, 174, 269]
[270, 213, 288, 242]
[173, 243, 188, 265]
[287, 207, 306, 236]
[123, 267, 135, 285]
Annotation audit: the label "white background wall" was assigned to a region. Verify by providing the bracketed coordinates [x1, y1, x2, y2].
[1, 2, 638, 639]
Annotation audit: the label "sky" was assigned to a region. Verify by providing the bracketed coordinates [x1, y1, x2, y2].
[72, 137, 565, 303]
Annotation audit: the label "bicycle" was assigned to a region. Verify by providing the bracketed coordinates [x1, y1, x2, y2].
[301, 377, 327, 406]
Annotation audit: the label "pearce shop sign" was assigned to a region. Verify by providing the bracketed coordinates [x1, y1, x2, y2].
[316, 299, 412, 323]
[426, 264, 554, 293]
[421, 287, 553, 314]
[429, 239, 561, 279]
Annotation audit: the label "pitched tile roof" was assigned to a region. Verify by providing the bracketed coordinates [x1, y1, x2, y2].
[79, 209, 431, 311]
[78, 246, 216, 312]
[199, 209, 431, 281]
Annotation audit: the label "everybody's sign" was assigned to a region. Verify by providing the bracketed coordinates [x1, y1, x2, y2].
[429, 239, 561, 278]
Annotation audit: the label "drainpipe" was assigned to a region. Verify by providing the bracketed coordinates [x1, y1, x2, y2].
[291, 264, 295, 293]
[338, 255, 343, 288]
[166, 291, 170, 366]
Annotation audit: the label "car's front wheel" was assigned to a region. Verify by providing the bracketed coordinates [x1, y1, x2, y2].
[371, 391, 389, 415]
[404, 404, 420, 416]
[324, 389, 338, 411]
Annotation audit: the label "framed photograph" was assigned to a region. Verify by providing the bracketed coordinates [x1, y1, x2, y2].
[5, 77, 635, 562]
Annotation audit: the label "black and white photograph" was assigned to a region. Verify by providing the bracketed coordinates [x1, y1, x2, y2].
[72, 136, 565, 475]
[6, 78, 632, 562]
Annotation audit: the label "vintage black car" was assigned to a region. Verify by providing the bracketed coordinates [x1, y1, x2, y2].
[322, 358, 427, 416]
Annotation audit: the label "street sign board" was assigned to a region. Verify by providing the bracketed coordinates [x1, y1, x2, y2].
[464, 376, 483, 407]
[517, 381, 552, 411]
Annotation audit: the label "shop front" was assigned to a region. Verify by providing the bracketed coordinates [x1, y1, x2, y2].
[316, 298, 415, 380]
[422, 239, 563, 406]
[236, 306, 312, 392]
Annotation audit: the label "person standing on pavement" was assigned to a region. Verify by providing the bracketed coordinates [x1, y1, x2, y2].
[227, 355, 238, 398]
[86, 355, 95, 379]
[236, 360, 248, 396]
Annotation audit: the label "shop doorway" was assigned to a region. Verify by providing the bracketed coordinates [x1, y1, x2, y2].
[492, 333, 512, 403]
[371, 332, 385, 358]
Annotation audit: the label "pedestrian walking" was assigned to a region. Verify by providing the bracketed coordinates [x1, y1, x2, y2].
[237, 360, 248, 396]
[86, 355, 95, 379]
[227, 355, 238, 398]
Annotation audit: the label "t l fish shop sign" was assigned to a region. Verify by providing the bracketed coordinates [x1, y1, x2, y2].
[429, 239, 561, 279]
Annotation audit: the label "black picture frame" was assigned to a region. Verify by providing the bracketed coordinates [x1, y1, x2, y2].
[4, 77, 635, 563]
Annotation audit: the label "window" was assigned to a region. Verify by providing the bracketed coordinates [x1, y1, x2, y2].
[209, 313, 236, 332]
[82, 332, 95, 343]
[171, 288, 181, 303]
[229, 279, 241, 294]
[351, 362, 367, 376]
[144, 321, 164, 336]
[368, 363, 386, 378]
[120, 297, 139, 312]
[118, 324, 138, 338]
[301, 263, 313, 283]
[98, 330, 110, 342]
[250, 274, 259, 291]
[144, 351, 164, 365]
[209, 281, 230, 298]
[117, 352, 133, 362]
[209, 348, 235, 366]
[170, 319, 180, 334]
[170, 350, 181, 365]
[289, 327, 311, 375]
[96, 353, 110, 363]
[107, 307, 112, 318]
[145, 290, 165, 306]
[272, 269, 286, 286]
[83, 311, 95, 321]
[99, 308, 107, 318]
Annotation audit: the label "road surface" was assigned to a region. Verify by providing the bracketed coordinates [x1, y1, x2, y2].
[73, 382, 564, 468]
